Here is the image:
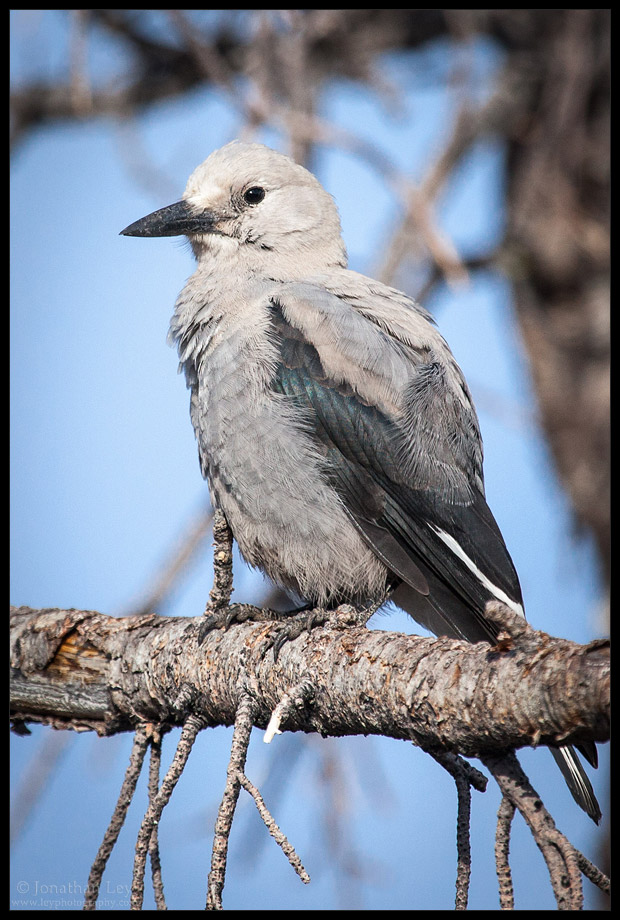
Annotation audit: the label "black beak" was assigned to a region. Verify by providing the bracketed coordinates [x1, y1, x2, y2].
[120, 200, 216, 238]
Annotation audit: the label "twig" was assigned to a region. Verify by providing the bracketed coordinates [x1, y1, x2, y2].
[131, 715, 206, 910]
[432, 752, 479, 909]
[147, 728, 167, 910]
[264, 679, 316, 743]
[375, 85, 506, 289]
[167, 10, 237, 89]
[495, 795, 516, 910]
[575, 850, 611, 896]
[10, 730, 71, 846]
[207, 694, 256, 910]
[238, 773, 310, 884]
[481, 752, 585, 910]
[454, 771, 472, 909]
[431, 751, 488, 794]
[69, 10, 92, 116]
[124, 506, 214, 617]
[83, 727, 150, 910]
[261, 10, 318, 168]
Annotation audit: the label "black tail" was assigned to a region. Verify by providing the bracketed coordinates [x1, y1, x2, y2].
[550, 745, 601, 824]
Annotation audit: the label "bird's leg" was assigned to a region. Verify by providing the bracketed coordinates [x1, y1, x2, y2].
[204, 508, 234, 613]
[200, 511, 392, 655]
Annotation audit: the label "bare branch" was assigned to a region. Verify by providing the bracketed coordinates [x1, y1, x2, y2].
[147, 728, 167, 910]
[131, 714, 206, 910]
[83, 727, 150, 910]
[454, 770, 472, 910]
[10, 605, 609, 757]
[123, 505, 214, 618]
[9, 10, 449, 149]
[480, 751, 610, 908]
[575, 849, 611, 896]
[238, 773, 310, 884]
[207, 690, 310, 901]
[207, 695, 256, 910]
[68, 10, 92, 116]
[431, 752, 477, 909]
[494, 796, 516, 909]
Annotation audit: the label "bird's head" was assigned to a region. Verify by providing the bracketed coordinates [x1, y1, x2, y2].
[121, 141, 347, 272]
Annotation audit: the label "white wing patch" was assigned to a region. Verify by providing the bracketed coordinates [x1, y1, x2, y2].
[428, 524, 525, 618]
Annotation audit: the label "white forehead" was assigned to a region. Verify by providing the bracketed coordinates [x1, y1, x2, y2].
[182, 140, 318, 206]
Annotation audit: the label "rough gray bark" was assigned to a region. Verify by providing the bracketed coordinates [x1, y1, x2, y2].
[10, 604, 609, 756]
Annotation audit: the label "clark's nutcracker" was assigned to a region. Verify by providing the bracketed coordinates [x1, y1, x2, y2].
[122, 141, 600, 823]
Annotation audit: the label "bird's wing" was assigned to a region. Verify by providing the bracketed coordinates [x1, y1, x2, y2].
[267, 283, 523, 642]
[268, 283, 602, 824]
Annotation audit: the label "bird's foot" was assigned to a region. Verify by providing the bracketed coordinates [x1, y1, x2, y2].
[197, 602, 284, 645]
[198, 599, 384, 660]
[267, 607, 330, 661]
[266, 600, 382, 661]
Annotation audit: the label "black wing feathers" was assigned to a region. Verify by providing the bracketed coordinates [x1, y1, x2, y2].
[269, 299, 523, 638]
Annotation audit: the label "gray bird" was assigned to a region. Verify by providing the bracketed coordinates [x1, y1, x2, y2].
[122, 140, 600, 823]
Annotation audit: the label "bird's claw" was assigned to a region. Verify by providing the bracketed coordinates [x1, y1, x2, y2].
[198, 601, 374, 660]
[198, 605, 250, 644]
[267, 608, 330, 661]
[266, 603, 374, 661]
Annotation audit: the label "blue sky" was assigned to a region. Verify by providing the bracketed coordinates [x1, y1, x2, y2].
[10, 12, 607, 910]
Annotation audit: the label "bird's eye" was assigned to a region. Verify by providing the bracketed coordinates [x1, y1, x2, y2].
[243, 186, 265, 205]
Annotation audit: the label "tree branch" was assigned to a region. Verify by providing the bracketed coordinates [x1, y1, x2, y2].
[10, 604, 609, 758]
[83, 726, 150, 910]
[131, 714, 205, 910]
[482, 751, 585, 909]
[495, 795, 516, 909]
[206, 694, 256, 910]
